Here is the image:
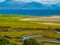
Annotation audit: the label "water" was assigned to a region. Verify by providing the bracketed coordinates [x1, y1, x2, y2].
[38, 40, 60, 44]
[55, 31, 60, 34]
[22, 35, 60, 44]
[22, 35, 43, 41]
[0, 9, 60, 16]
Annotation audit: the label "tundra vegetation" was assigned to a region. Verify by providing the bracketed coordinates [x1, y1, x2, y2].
[0, 14, 60, 45]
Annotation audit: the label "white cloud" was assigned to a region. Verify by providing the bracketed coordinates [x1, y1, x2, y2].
[0, 0, 5, 3]
[14, 0, 34, 2]
[35, 0, 58, 4]
[13, 0, 60, 5]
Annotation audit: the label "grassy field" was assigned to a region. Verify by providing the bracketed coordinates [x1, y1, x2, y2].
[0, 14, 60, 45]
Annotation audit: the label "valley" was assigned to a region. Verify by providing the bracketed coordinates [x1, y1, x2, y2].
[0, 14, 60, 45]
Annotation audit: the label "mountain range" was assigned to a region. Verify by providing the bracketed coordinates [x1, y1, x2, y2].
[0, 0, 60, 9]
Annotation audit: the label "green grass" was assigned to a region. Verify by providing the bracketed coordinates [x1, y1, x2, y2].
[0, 14, 60, 45]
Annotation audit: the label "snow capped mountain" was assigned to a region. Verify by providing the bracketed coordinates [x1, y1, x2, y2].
[0, 0, 26, 9]
[22, 2, 60, 9]
[51, 5, 60, 9]
[0, 0, 60, 9]
[47, 3, 60, 9]
[23, 2, 46, 9]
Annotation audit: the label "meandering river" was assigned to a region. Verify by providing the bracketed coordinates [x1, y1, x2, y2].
[22, 34, 60, 44]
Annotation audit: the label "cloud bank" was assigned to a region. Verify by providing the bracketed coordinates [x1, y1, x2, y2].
[14, 0, 60, 5]
[0, 0, 60, 5]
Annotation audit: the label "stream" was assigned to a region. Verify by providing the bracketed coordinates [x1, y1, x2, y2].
[22, 34, 60, 44]
[22, 35, 43, 41]
[38, 40, 60, 44]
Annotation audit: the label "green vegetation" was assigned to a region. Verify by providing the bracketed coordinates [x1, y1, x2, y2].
[0, 37, 19, 45]
[23, 38, 43, 45]
[7, 42, 18, 45]
[0, 14, 60, 45]
[0, 37, 9, 45]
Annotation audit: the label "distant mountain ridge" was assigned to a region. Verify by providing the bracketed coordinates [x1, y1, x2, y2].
[0, 0, 60, 15]
[0, 0, 60, 9]
[49, 4, 60, 9]
[0, 0, 25, 9]
[23, 2, 45, 9]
